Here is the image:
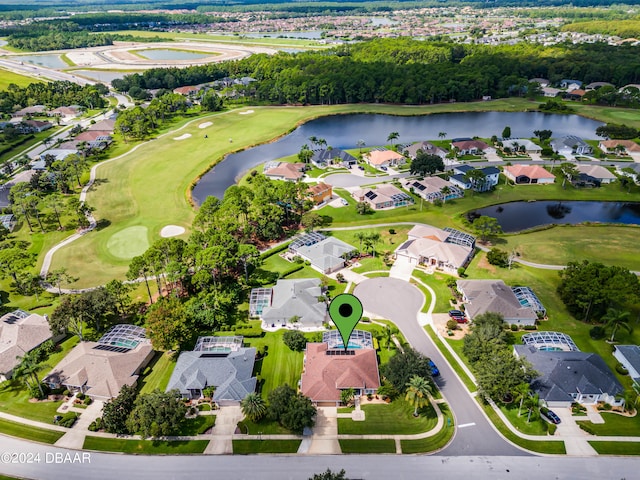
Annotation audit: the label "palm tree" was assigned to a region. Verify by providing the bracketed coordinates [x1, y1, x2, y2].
[356, 139, 366, 155]
[240, 392, 268, 422]
[14, 350, 45, 398]
[525, 393, 540, 423]
[514, 382, 531, 417]
[387, 131, 399, 147]
[308, 136, 318, 148]
[440, 186, 451, 204]
[405, 375, 434, 417]
[340, 388, 356, 406]
[365, 232, 381, 257]
[438, 132, 447, 140]
[354, 231, 367, 254]
[602, 307, 632, 342]
[317, 138, 327, 149]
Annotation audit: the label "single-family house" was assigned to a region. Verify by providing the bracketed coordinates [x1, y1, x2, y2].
[504, 165, 555, 184]
[351, 184, 413, 210]
[618, 163, 640, 183]
[300, 342, 380, 406]
[263, 162, 305, 182]
[403, 141, 447, 160]
[613, 345, 640, 387]
[449, 165, 500, 192]
[364, 149, 405, 169]
[88, 118, 116, 132]
[12, 105, 46, 118]
[514, 345, 624, 408]
[529, 78, 550, 87]
[0, 214, 17, 232]
[256, 278, 328, 329]
[451, 140, 493, 156]
[74, 130, 113, 150]
[173, 85, 200, 96]
[564, 89, 587, 101]
[395, 225, 475, 273]
[542, 87, 562, 98]
[44, 325, 154, 399]
[575, 164, 617, 185]
[166, 336, 256, 405]
[0, 310, 55, 382]
[295, 237, 356, 274]
[21, 120, 52, 133]
[39, 148, 78, 162]
[48, 106, 81, 118]
[550, 136, 593, 156]
[560, 79, 583, 91]
[403, 177, 463, 203]
[585, 82, 614, 90]
[308, 182, 332, 205]
[501, 139, 542, 154]
[457, 279, 539, 326]
[311, 148, 357, 168]
[599, 139, 640, 156]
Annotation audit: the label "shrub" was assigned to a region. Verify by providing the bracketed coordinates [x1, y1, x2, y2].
[83, 397, 93, 405]
[29, 383, 50, 400]
[203, 386, 216, 399]
[487, 248, 509, 267]
[283, 330, 307, 352]
[523, 324, 537, 330]
[446, 319, 459, 330]
[616, 363, 629, 375]
[336, 273, 345, 283]
[578, 422, 596, 435]
[510, 324, 519, 331]
[361, 316, 370, 323]
[547, 423, 558, 436]
[388, 228, 395, 235]
[76, 392, 86, 400]
[589, 326, 606, 340]
[433, 199, 443, 207]
[88, 417, 103, 432]
[63, 389, 70, 396]
[457, 267, 466, 277]
[58, 412, 78, 428]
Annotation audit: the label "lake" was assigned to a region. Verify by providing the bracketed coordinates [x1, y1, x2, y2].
[136, 49, 212, 61]
[470, 201, 640, 232]
[72, 70, 143, 84]
[191, 111, 603, 204]
[12, 54, 67, 69]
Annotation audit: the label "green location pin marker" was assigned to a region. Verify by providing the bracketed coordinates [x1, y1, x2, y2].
[328, 293, 364, 351]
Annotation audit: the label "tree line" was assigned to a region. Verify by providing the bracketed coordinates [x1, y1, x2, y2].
[0, 81, 108, 115]
[112, 38, 640, 106]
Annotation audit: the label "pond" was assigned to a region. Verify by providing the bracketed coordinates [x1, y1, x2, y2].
[72, 70, 143, 84]
[470, 201, 640, 233]
[136, 49, 212, 61]
[12, 54, 67, 70]
[191, 111, 603, 204]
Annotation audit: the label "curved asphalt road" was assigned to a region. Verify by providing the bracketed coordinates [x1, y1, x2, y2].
[354, 277, 527, 456]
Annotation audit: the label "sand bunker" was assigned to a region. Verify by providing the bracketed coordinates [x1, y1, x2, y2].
[239, 110, 254, 115]
[199, 121, 213, 129]
[160, 225, 186, 238]
[173, 133, 192, 141]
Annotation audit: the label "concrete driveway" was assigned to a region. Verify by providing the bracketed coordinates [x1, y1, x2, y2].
[354, 277, 527, 456]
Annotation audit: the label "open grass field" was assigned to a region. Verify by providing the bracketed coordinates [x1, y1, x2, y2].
[337, 398, 437, 435]
[0, 67, 41, 89]
[83, 437, 208, 454]
[137, 352, 177, 395]
[232, 440, 301, 454]
[0, 418, 64, 444]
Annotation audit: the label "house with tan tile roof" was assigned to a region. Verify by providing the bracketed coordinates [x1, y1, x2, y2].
[504, 165, 555, 184]
[403, 177, 463, 202]
[44, 325, 154, 399]
[599, 139, 640, 155]
[300, 342, 380, 406]
[263, 162, 306, 182]
[0, 310, 55, 382]
[451, 140, 493, 155]
[575, 164, 617, 185]
[403, 141, 447, 160]
[351, 184, 413, 210]
[363, 149, 405, 168]
[308, 182, 332, 205]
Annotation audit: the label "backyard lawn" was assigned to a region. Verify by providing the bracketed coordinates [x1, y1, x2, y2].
[338, 398, 438, 435]
[137, 352, 177, 395]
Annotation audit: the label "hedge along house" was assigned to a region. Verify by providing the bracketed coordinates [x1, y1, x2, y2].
[166, 336, 256, 405]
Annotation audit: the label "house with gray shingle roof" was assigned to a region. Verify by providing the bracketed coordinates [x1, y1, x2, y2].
[613, 345, 640, 387]
[259, 278, 328, 329]
[550, 136, 592, 156]
[295, 237, 356, 274]
[514, 345, 624, 408]
[166, 336, 256, 405]
[457, 279, 538, 326]
[311, 148, 357, 168]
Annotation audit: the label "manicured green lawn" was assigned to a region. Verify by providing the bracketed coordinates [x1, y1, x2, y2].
[478, 399, 566, 454]
[0, 418, 64, 444]
[339, 439, 396, 453]
[0, 336, 78, 423]
[351, 256, 390, 273]
[232, 439, 301, 454]
[237, 417, 292, 435]
[499, 403, 549, 436]
[589, 441, 640, 455]
[329, 225, 411, 259]
[400, 403, 454, 454]
[138, 352, 177, 395]
[424, 325, 477, 393]
[83, 437, 208, 454]
[179, 415, 216, 435]
[576, 412, 640, 436]
[0, 67, 42, 89]
[412, 271, 455, 313]
[338, 398, 437, 435]
[259, 254, 346, 295]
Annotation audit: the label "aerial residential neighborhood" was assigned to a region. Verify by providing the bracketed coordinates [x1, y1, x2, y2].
[0, 0, 640, 479]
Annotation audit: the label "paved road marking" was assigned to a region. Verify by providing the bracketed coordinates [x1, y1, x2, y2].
[458, 423, 476, 429]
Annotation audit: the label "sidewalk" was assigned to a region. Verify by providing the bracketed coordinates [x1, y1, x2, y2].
[54, 398, 104, 449]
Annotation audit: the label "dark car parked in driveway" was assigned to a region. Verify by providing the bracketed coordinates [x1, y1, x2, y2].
[541, 408, 561, 424]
